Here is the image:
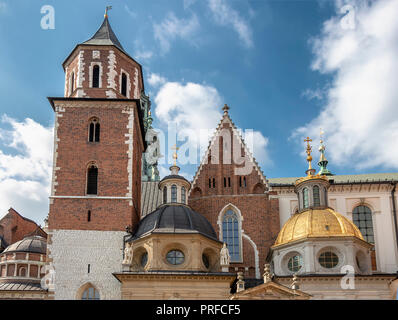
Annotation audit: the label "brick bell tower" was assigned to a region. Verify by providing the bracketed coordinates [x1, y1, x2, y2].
[46, 11, 147, 300]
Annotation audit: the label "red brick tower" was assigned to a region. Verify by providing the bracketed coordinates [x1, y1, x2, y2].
[188, 105, 280, 280]
[46, 13, 146, 300]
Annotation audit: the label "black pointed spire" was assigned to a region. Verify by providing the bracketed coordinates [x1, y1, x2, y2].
[82, 16, 124, 51]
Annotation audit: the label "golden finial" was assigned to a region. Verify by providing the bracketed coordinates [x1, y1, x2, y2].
[304, 137, 314, 176]
[171, 144, 179, 166]
[104, 6, 112, 18]
[222, 104, 230, 115]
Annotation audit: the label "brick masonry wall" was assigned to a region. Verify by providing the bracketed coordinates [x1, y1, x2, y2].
[64, 46, 143, 99]
[188, 118, 280, 279]
[48, 100, 143, 231]
[0, 208, 43, 246]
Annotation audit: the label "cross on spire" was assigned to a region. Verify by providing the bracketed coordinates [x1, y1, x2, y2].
[304, 137, 314, 176]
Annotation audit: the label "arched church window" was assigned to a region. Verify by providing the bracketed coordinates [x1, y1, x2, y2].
[81, 285, 100, 300]
[313, 185, 320, 207]
[303, 188, 309, 209]
[352, 205, 374, 243]
[93, 65, 100, 88]
[19, 267, 27, 277]
[171, 185, 177, 203]
[181, 187, 186, 204]
[222, 209, 240, 262]
[121, 73, 127, 96]
[88, 118, 100, 142]
[87, 164, 98, 195]
[163, 186, 167, 203]
[288, 254, 303, 273]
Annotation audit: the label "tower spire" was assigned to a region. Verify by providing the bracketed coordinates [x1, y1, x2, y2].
[318, 129, 332, 176]
[104, 6, 112, 18]
[304, 137, 315, 176]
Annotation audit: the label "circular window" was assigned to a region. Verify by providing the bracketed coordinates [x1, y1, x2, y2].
[319, 250, 339, 268]
[166, 250, 185, 265]
[202, 254, 210, 269]
[287, 254, 303, 272]
[141, 252, 148, 267]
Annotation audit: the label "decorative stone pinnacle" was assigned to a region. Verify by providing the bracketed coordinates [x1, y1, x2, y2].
[222, 104, 230, 115]
[263, 263, 272, 283]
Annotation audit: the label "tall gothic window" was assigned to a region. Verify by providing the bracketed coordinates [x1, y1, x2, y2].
[303, 188, 309, 209]
[222, 209, 240, 262]
[313, 185, 320, 207]
[212, 178, 215, 188]
[171, 185, 177, 203]
[163, 186, 167, 203]
[81, 285, 100, 300]
[352, 205, 374, 243]
[181, 187, 186, 204]
[121, 73, 127, 96]
[89, 118, 100, 142]
[87, 165, 98, 195]
[93, 65, 100, 88]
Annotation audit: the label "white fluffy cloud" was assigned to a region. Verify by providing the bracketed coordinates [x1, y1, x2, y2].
[153, 81, 270, 168]
[147, 73, 167, 88]
[293, 0, 398, 170]
[154, 12, 200, 53]
[0, 115, 53, 224]
[207, 0, 253, 48]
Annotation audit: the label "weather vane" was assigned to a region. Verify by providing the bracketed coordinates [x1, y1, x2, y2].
[104, 6, 112, 18]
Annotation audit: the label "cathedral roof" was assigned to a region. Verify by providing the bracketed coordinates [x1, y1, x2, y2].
[2, 236, 47, 254]
[272, 208, 366, 248]
[82, 16, 124, 51]
[131, 204, 218, 242]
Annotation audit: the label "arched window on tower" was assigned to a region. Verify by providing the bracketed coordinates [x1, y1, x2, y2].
[87, 164, 98, 195]
[171, 185, 177, 203]
[81, 284, 100, 300]
[181, 186, 186, 204]
[352, 205, 374, 243]
[88, 118, 100, 142]
[313, 185, 320, 207]
[93, 65, 100, 88]
[222, 209, 241, 262]
[303, 187, 309, 209]
[121, 73, 127, 96]
[163, 186, 167, 203]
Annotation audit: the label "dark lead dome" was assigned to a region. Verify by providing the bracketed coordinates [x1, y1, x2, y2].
[132, 205, 218, 241]
[2, 236, 47, 254]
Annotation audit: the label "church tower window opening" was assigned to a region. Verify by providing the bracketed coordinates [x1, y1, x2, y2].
[163, 186, 167, 204]
[92, 65, 100, 88]
[88, 118, 100, 142]
[181, 186, 186, 204]
[86, 164, 98, 195]
[121, 72, 127, 96]
[303, 187, 309, 209]
[81, 285, 100, 300]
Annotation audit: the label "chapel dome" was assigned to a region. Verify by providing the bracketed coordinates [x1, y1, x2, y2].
[273, 207, 364, 247]
[131, 204, 218, 241]
[2, 236, 47, 254]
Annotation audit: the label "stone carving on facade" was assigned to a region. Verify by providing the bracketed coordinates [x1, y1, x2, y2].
[263, 263, 272, 283]
[122, 242, 133, 266]
[236, 272, 245, 293]
[291, 273, 299, 290]
[220, 243, 231, 269]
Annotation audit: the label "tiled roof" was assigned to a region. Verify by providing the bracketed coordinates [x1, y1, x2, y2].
[3, 236, 46, 254]
[269, 173, 398, 186]
[0, 281, 45, 291]
[141, 181, 162, 217]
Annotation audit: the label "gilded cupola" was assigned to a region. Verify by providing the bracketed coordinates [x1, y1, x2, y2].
[273, 137, 365, 248]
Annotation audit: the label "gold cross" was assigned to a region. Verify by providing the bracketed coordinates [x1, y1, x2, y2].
[304, 137, 313, 174]
[171, 144, 179, 166]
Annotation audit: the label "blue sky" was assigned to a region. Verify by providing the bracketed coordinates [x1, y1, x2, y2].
[1, 0, 398, 223]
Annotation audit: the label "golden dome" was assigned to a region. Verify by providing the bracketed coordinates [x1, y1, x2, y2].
[273, 208, 364, 247]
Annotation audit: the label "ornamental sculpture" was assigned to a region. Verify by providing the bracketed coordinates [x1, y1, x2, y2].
[220, 243, 231, 266]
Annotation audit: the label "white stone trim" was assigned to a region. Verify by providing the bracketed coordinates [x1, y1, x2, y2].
[133, 67, 139, 99]
[76, 50, 86, 97]
[106, 50, 117, 98]
[123, 107, 134, 206]
[242, 233, 260, 279]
